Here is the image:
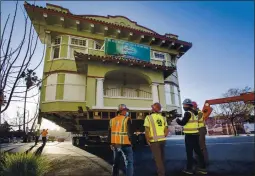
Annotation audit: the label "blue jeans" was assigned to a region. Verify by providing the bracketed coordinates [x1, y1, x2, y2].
[112, 146, 134, 176]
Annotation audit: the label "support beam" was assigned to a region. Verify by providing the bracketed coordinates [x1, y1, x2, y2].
[104, 26, 108, 36]
[160, 40, 165, 47]
[43, 13, 49, 24]
[139, 35, 145, 43]
[149, 37, 155, 45]
[90, 24, 95, 33]
[95, 78, 104, 108]
[76, 20, 81, 31]
[60, 17, 65, 28]
[168, 42, 175, 49]
[177, 44, 184, 51]
[151, 83, 159, 103]
[128, 32, 133, 41]
[116, 29, 121, 39]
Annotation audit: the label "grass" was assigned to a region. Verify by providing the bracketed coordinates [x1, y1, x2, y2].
[1, 152, 52, 176]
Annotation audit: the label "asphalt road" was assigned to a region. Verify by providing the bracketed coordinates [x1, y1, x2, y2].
[81, 136, 255, 176]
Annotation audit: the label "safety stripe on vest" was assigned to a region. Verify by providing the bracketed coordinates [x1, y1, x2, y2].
[183, 128, 198, 131]
[111, 132, 128, 135]
[120, 117, 127, 144]
[148, 115, 165, 141]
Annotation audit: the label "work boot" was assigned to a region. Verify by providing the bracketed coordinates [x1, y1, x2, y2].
[182, 168, 193, 175]
[196, 167, 207, 175]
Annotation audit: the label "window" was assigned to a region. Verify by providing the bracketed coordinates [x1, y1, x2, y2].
[63, 74, 86, 101]
[153, 52, 165, 60]
[173, 86, 180, 107]
[164, 84, 172, 105]
[45, 74, 58, 101]
[95, 43, 101, 50]
[51, 37, 61, 59]
[71, 37, 87, 47]
[53, 47, 60, 59]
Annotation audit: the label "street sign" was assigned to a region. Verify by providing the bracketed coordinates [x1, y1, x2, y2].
[104, 38, 151, 62]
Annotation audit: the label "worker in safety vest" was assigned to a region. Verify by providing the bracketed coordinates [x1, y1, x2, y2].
[192, 101, 209, 165]
[35, 129, 40, 145]
[108, 104, 133, 176]
[144, 102, 168, 176]
[41, 129, 48, 146]
[176, 99, 207, 175]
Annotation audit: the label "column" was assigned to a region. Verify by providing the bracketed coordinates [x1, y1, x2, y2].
[151, 83, 159, 103]
[96, 78, 104, 108]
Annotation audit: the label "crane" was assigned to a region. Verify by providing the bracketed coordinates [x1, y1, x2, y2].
[202, 92, 255, 120]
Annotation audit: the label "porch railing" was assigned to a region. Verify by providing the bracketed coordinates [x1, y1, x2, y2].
[104, 87, 152, 99]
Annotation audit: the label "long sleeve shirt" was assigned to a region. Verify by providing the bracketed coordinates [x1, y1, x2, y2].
[176, 109, 198, 126]
[108, 118, 133, 146]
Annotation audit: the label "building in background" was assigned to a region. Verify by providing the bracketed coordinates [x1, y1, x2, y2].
[24, 2, 192, 135]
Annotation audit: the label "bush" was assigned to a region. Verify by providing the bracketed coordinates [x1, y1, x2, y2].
[1, 152, 51, 176]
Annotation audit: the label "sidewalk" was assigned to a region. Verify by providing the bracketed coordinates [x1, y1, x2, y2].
[10, 142, 120, 176]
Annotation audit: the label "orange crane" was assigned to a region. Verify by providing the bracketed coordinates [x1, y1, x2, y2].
[202, 92, 255, 120]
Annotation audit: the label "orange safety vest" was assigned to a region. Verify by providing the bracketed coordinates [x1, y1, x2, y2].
[41, 130, 48, 137]
[110, 115, 131, 145]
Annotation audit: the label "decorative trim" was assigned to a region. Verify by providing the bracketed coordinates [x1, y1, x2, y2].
[42, 100, 87, 103]
[87, 75, 104, 78]
[104, 96, 152, 100]
[92, 106, 164, 111]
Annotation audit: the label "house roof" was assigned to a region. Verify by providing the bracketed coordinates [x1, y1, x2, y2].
[74, 52, 176, 78]
[24, 2, 192, 48]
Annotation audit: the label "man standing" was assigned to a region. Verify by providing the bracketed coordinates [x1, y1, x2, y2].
[176, 99, 207, 175]
[192, 101, 209, 165]
[41, 129, 48, 146]
[35, 129, 40, 145]
[144, 102, 168, 176]
[108, 104, 133, 176]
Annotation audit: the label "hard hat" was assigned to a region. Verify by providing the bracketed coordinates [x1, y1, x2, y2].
[117, 104, 129, 111]
[192, 101, 198, 109]
[151, 102, 162, 112]
[182, 99, 193, 106]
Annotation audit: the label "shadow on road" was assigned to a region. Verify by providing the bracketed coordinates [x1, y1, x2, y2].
[34, 144, 45, 156]
[25, 145, 36, 154]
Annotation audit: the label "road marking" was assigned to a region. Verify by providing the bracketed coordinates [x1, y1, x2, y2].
[166, 142, 254, 146]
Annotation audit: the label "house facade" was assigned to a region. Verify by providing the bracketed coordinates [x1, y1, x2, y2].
[25, 2, 192, 131]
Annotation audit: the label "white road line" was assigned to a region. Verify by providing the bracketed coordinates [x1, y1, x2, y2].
[166, 142, 254, 146]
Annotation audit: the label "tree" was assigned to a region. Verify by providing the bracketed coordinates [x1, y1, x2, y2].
[214, 87, 254, 136]
[0, 1, 45, 123]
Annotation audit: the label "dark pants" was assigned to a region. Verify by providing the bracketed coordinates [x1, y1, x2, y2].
[198, 127, 209, 164]
[112, 146, 133, 176]
[35, 136, 39, 145]
[42, 137, 47, 146]
[185, 134, 206, 170]
[150, 141, 166, 176]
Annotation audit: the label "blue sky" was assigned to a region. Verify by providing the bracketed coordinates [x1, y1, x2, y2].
[1, 1, 254, 122]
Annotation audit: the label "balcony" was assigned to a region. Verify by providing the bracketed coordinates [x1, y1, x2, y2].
[104, 87, 152, 99]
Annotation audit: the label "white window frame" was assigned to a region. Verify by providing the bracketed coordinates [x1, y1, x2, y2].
[51, 36, 62, 60]
[152, 51, 166, 61]
[173, 85, 181, 107]
[69, 36, 88, 47]
[68, 36, 89, 59]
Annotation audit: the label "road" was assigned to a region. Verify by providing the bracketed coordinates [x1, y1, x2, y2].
[1, 136, 254, 176]
[81, 136, 254, 176]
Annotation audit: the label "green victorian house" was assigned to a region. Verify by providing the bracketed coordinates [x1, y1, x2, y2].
[25, 2, 192, 134]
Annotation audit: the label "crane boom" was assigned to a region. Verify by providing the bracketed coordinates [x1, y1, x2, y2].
[202, 92, 255, 120]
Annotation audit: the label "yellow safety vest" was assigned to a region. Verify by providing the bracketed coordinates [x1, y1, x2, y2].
[146, 113, 166, 142]
[183, 111, 199, 134]
[197, 110, 205, 128]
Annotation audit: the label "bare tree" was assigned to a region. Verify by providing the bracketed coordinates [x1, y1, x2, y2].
[213, 87, 254, 136]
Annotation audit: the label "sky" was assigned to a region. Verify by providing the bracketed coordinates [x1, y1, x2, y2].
[1, 1, 254, 129]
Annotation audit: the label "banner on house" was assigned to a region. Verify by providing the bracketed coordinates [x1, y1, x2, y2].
[104, 38, 151, 62]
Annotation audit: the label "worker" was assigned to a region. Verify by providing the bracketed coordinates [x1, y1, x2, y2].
[108, 104, 133, 176]
[41, 129, 48, 146]
[192, 101, 209, 165]
[35, 129, 40, 145]
[176, 99, 207, 175]
[144, 102, 168, 176]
